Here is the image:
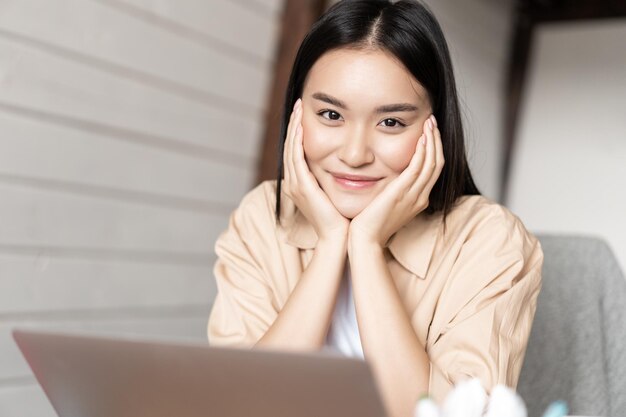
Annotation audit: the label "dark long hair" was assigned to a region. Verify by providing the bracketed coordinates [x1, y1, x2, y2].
[276, 0, 480, 222]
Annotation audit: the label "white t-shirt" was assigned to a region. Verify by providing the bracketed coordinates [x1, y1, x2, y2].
[323, 264, 365, 360]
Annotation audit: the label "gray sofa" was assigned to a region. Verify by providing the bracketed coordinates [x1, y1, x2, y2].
[518, 235, 626, 417]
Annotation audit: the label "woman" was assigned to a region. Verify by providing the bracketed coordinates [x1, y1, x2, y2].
[208, 1, 543, 416]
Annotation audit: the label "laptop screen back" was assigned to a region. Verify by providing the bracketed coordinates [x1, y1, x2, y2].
[13, 329, 388, 417]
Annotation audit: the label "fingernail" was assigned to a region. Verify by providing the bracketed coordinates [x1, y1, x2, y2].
[428, 119, 433, 129]
[432, 115, 437, 127]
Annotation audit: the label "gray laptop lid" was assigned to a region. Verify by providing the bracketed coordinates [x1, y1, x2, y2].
[13, 329, 388, 417]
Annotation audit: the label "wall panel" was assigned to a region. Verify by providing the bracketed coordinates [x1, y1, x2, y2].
[0, 0, 281, 407]
[0, 0, 268, 110]
[0, 36, 261, 161]
[116, 0, 277, 62]
[0, 184, 227, 251]
[0, 112, 253, 207]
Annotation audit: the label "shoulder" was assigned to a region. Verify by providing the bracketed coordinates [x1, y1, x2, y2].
[235, 180, 278, 215]
[447, 195, 532, 236]
[213, 181, 280, 254]
[444, 194, 543, 262]
[449, 194, 520, 226]
[232, 179, 299, 219]
[221, 180, 304, 243]
[228, 180, 279, 229]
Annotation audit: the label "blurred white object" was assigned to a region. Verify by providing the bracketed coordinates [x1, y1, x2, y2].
[415, 397, 441, 417]
[414, 379, 528, 417]
[442, 379, 488, 417]
[485, 385, 527, 417]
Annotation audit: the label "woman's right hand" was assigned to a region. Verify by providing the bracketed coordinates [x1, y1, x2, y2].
[282, 98, 349, 243]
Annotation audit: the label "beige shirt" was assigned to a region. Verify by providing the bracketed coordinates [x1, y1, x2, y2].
[208, 180, 543, 402]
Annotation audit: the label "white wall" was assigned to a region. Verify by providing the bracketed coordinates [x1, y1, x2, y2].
[508, 19, 626, 271]
[326, 0, 513, 200]
[0, 0, 281, 414]
[423, 0, 513, 201]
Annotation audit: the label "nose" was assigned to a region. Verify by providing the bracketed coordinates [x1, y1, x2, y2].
[336, 127, 374, 167]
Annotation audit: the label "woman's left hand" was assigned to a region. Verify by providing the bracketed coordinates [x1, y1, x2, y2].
[349, 115, 444, 247]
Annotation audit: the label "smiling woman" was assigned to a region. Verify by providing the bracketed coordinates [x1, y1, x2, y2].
[302, 48, 432, 219]
[207, 2, 543, 417]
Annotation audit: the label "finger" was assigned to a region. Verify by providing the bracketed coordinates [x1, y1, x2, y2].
[289, 102, 304, 182]
[433, 115, 443, 169]
[282, 102, 296, 175]
[396, 132, 426, 187]
[284, 100, 300, 187]
[381, 131, 426, 201]
[423, 117, 445, 194]
[408, 133, 428, 174]
[292, 121, 307, 180]
[293, 108, 315, 188]
[410, 116, 437, 195]
[284, 100, 298, 164]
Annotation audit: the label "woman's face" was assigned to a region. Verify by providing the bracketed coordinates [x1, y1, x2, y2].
[300, 48, 433, 219]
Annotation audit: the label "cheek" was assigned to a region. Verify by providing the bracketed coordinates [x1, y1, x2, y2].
[301, 113, 333, 164]
[377, 134, 420, 173]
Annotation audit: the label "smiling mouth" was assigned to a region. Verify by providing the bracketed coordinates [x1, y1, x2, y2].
[330, 172, 382, 190]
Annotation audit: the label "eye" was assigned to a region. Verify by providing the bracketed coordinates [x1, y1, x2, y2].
[379, 118, 406, 128]
[317, 110, 343, 121]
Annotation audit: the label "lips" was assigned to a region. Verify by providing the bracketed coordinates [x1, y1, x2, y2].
[330, 172, 382, 190]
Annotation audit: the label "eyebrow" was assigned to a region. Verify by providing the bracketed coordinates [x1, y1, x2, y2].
[311, 92, 419, 114]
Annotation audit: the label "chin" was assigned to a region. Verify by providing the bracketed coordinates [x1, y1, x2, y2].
[318, 177, 381, 219]
[337, 208, 361, 220]
[331, 198, 368, 220]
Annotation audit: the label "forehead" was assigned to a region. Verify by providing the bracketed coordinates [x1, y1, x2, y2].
[302, 48, 429, 108]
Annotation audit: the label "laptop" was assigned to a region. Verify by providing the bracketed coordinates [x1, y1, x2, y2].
[13, 329, 388, 417]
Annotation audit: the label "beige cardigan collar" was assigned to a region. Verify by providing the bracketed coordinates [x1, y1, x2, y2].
[281, 206, 443, 280]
